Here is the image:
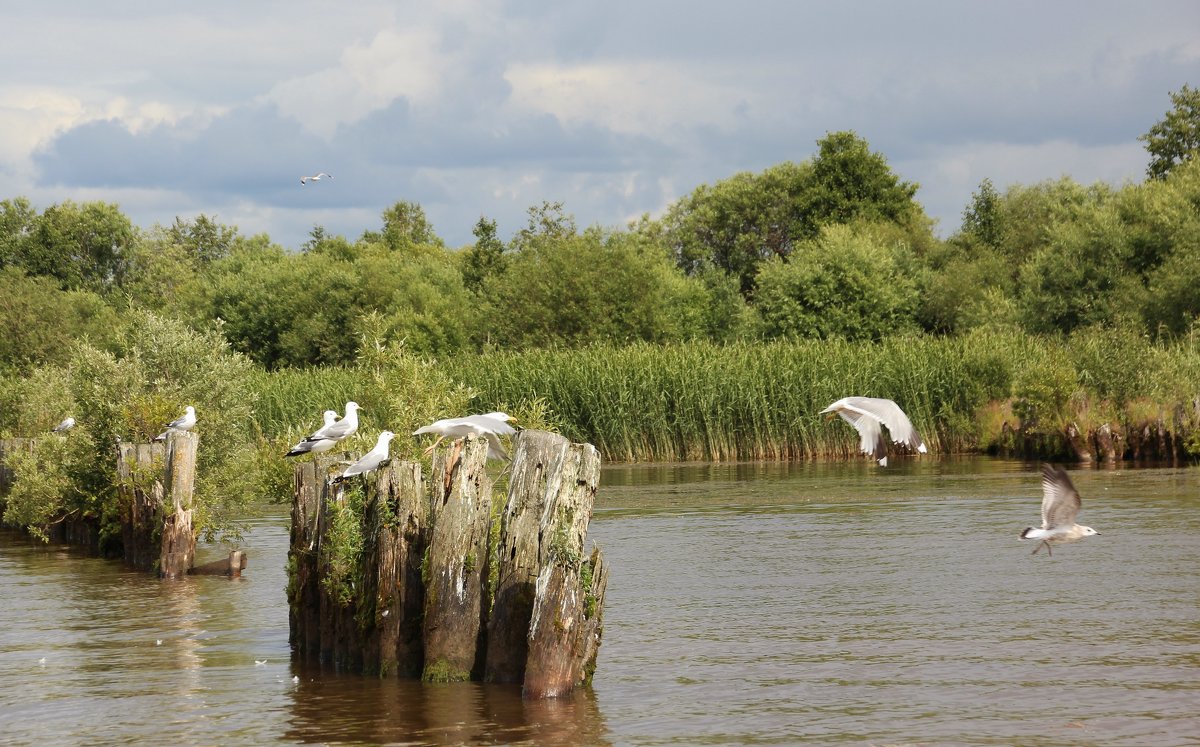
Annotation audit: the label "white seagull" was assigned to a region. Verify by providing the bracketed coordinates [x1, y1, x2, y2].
[820, 397, 927, 467]
[1021, 464, 1100, 556]
[312, 401, 361, 443]
[285, 410, 340, 458]
[339, 431, 395, 479]
[300, 172, 333, 185]
[52, 416, 76, 433]
[154, 406, 196, 442]
[413, 411, 517, 461]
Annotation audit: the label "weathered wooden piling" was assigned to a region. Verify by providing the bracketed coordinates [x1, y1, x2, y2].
[422, 434, 493, 682]
[117, 441, 166, 569]
[189, 550, 247, 576]
[286, 428, 608, 698]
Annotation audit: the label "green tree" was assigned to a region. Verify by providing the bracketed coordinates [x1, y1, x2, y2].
[461, 216, 507, 294]
[371, 200, 443, 251]
[807, 130, 921, 228]
[23, 201, 136, 290]
[167, 214, 239, 264]
[0, 267, 120, 372]
[0, 197, 38, 269]
[1140, 84, 1200, 181]
[753, 224, 920, 341]
[961, 178, 1002, 247]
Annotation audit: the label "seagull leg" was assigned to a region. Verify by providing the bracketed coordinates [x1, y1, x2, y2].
[422, 436, 445, 456]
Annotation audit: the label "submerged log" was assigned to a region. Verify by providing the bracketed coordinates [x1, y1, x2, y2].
[422, 434, 493, 682]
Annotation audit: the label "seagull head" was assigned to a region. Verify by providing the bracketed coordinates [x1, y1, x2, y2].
[1081, 526, 1100, 536]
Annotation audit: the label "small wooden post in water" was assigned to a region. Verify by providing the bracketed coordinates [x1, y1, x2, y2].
[422, 434, 493, 682]
[117, 442, 166, 569]
[159, 431, 199, 579]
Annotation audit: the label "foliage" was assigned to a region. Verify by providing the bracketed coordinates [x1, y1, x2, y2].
[0, 267, 121, 372]
[1141, 84, 1200, 181]
[754, 224, 920, 341]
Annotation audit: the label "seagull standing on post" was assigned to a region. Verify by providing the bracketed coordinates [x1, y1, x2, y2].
[285, 410, 339, 457]
[155, 406, 196, 442]
[820, 396, 927, 466]
[52, 417, 76, 433]
[339, 431, 395, 479]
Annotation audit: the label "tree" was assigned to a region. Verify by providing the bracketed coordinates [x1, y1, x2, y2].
[807, 130, 920, 228]
[1140, 84, 1200, 181]
[167, 214, 239, 264]
[961, 178, 1002, 247]
[752, 224, 919, 341]
[461, 216, 506, 294]
[21, 201, 135, 290]
[373, 200, 442, 251]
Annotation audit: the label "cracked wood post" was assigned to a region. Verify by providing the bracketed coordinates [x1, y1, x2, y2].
[421, 433, 492, 682]
[485, 430, 581, 683]
[520, 434, 604, 699]
[364, 460, 428, 678]
[288, 458, 323, 659]
[159, 431, 198, 579]
[117, 442, 166, 570]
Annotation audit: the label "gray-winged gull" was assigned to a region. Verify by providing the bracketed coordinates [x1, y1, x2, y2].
[154, 405, 196, 441]
[300, 172, 333, 185]
[820, 396, 927, 466]
[339, 430, 395, 479]
[413, 411, 517, 461]
[285, 410, 339, 458]
[1021, 463, 1100, 556]
[52, 416, 76, 433]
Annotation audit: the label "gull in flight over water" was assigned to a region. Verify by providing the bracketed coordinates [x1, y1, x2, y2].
[413, 412, 517, 461]
[300, 172, 333, 185]
[285, 409, 340, 457]
[338, 431, 395, 479]
[52, 416, 76, 433]
[154, 406, 196, 442]
[1021, 464, 1100, 556]
[820, 397, 927, 466]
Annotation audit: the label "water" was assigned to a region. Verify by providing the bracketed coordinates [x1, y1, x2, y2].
[1, 458, 1198, 745]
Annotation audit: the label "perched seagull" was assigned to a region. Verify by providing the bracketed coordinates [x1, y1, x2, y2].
[52, 416, 76, 433]
[413, 411, 517, 461]
[1021, 464, 1100, 556]
[285, 410, 340, 457]
[154, 406, 196, 442]
[339, 431, 395, 479]
[312, 401, 361, 444]
[820, 397, 927, 467]
[300, 172, 333, 185]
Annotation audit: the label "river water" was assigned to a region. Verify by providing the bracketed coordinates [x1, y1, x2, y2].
[1, 458, 1197, 746]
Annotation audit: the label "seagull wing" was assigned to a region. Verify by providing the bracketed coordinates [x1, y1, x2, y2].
[1040, 464, 1082, 530]
[460, 414, 516, 436]
[848, 397, 927, 452]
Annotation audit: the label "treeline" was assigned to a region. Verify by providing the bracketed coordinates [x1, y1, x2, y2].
[0, 87, 1198, 545]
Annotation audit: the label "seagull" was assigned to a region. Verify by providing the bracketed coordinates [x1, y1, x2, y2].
[413, 411, 517, 461]
[820, 397, 927, 467]
[312, 401, 361, 444]
[1021, 464, 1100, 556]
[255, 659, 268, 667]
[339, 430, 395, 479]
[285, 410, 340, 457]
[52, 416, 76, 433]
[300, 172, 333, 185]
[154, 406, 196, 442]
[156, 639, 163, 646]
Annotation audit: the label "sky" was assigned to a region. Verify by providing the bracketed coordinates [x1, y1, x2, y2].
[2, 1, 1198, 250]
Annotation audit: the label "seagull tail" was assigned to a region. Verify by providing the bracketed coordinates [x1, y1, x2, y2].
[1020, 527, 1047, 540]
[878, 456, 888, 467]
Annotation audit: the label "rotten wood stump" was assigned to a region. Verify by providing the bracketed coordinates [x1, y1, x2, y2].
[159, 431, 199, 579]
[422, 433, 493, 682]
[117, 442, 166, 570]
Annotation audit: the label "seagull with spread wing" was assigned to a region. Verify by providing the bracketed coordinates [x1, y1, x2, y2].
[300, 172, 333, 185]
[1020, 463, 1100, 556]
[413, 411, 517, 461]
[820, 397, 927, 466]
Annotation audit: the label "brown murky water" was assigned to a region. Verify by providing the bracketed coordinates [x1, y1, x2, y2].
[2, 458, 1198, 745]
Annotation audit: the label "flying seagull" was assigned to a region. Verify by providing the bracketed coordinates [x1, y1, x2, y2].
[339, 430, 395, 479]
[413, 411, 517, 461]
[300, 172, 333, 185]
[820, 397, 927, 466]
[1020, 464, 1100, 556]
[52, 416, 76, 433]
[154, 406, 196, 442]
[285, 410, 339, 458]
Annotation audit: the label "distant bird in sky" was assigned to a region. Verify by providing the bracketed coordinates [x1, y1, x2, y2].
[285, 409, 340, 457]
[820, 397, 927, 467]
[413, 411, 517, 461]
[300, 172, 332, 185]
[339, 431, 395, 479]
[52, 416, 75, 433]
[154, 406, 196, 442]
[1021, 464, 1100, 556]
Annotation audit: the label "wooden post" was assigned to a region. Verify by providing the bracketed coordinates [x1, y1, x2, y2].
[366, 460, 428, 678]
[422, 434, 493, 682]
[520, 434, 603, 699]
[288, 459, 323, 659]
[117, 442, 166, 570]
[159, 431, 198, 579]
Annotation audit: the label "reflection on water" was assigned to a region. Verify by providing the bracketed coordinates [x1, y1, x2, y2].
[1, 458, 1198, 745]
